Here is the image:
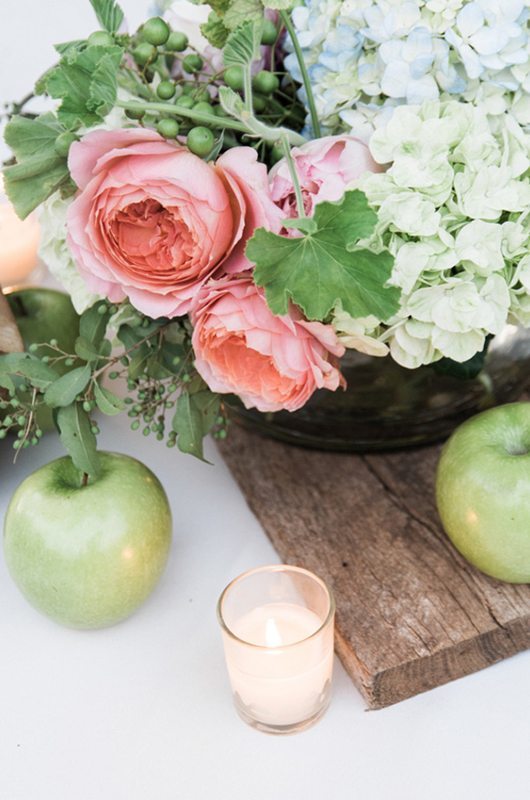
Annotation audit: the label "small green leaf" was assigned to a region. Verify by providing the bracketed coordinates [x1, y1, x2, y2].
[223, 19, 262, 66]
[193, 390, 221, 434]
[89, 0, 124, 33]
[46, 44, 123, 130]
[56, 403, 100, 478]
[2, 115, 70, 218]
[223, 0, 263, 30]
[172, 392, 206, 460]
[200, 12, 230, 48]
[54, 39, 87, 56]
[80, 303, 110, 347]
[75, 336, 100, 362]
[94, 382, 125, 415]
[44, 365, 91, 408]
[247, 190, 400, 322]
[0, 353, 58, 389]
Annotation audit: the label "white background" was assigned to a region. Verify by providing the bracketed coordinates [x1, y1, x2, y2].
[1, 2, 530, 799]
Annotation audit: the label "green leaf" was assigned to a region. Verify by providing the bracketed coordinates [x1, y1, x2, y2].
[80, 303, 111, 347]
[172, 392, 206, 461]
[247, 190, 400, 322]
[223, 0, 263, 30]
[46, 44, 123, 129]
[75, 336, 100, 362]
[283, 217, 317, 235]
[265, 0, 295, 8]
[89, 0, 124, 32]
[56, 403, 100, 478]
[200, 12, 230, 48]
[193, 390, 221, 435]
[2, 115, 70, 218]
[54, 39, 87, 57]
[94, 382, 125, 415]
[0, 353, 59, 389]
[43, 365, 91, 408]
[223, 19, 262, 66]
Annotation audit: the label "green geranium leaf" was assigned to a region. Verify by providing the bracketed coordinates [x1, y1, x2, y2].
[56, 403, 100, 479]
[89, 0, 124, 33]
[2, 115, 70, 218]
[223, 19, 262, 66]
[54, 39, 87, 57]
[201, 12, 230, 48]
[224, 0, 263, 30]
[172, 392, 207, 461]
[247, 190, 400, 322]
[46, 44, 123, 129]
[94, 383, 125, 415]
[44, 365, 92, 408]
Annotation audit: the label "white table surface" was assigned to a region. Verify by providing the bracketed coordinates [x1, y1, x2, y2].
[1, 3, 530, 799]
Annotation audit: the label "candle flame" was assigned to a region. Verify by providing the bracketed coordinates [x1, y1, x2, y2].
[265, 617, 283, 647]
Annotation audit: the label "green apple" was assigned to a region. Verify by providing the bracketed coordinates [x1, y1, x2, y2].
[6, 287, 80, 362]
[4, 287, 80, 431]
[436, 402, 530, 583]
[3, 452, 172, 628]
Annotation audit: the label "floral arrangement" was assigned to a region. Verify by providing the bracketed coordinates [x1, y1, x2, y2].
[1, 0, 530, 477]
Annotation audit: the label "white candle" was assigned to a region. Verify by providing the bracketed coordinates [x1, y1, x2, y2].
[0, 178, 40, 287]
[218, 566, 335, 734]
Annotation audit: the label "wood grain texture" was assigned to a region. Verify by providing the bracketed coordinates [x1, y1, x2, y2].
[218, 425, 530, 709]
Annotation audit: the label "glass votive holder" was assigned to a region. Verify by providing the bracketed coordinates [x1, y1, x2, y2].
[217, 564, 335, 735]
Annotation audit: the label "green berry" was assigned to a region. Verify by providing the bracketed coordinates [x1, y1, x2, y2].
[157, 118, 180, 138]
[13, 440, 21, 450]
[0, 430, 6, 440]
[193, 101, 214, 117]
[87, 30, 114, 47]
[182, 54, 203, 73]
[54, 132, 78, 158]
[253, 93, 267, 113]
[224, 66, 244, 91]
[17, 415, 25, 426]
[142, 17, 170, 47]
[213, 105, 228, 117]
[261, 19, 278, 45]
[17, 430, 24, 439]
[83, 401, 92, 412]
[49, 338, 58, 347]
[187, 126, 215, 157]
[133, 42, 157, 67]
[29, 343, 38, 353]
[65, 357, 75, 367]
[175, 94, 194, 109]
[91, 426, 99, 435]
[166, 31, 188, 52]
[125, 107, 145, 121]
[4, 416, 12, 426]
[252, 70, 280, 95]
[97, 303, 107, 315]
[157, 80, 176, 100]
[131, 420, 140, 431]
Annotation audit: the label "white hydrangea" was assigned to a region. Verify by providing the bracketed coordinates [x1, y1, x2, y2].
[38, 192, 101, 314]
[334, 100, 530, 368]
[286, 0, 530, 136]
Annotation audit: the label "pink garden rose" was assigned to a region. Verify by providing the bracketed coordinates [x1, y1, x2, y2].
[66, 128, 282, 318]
[191, 274, 345, 412]
[270, 134, 382, 227]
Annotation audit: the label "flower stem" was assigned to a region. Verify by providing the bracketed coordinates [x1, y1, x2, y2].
[280, 10, 321, 139]
[116, 99, 249, 134]
[281, 134, 306, 218]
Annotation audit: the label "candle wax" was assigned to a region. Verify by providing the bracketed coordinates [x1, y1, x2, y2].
[0, 195, 40, 286]
[223, 603, 333, 727]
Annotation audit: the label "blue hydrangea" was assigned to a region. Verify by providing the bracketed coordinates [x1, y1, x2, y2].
[286, 0, 530, 137]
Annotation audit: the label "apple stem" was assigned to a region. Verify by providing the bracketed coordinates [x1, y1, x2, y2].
[81, 472, 89, 488]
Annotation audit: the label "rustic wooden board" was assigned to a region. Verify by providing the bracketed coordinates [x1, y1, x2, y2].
[218, 425, 530, 709]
